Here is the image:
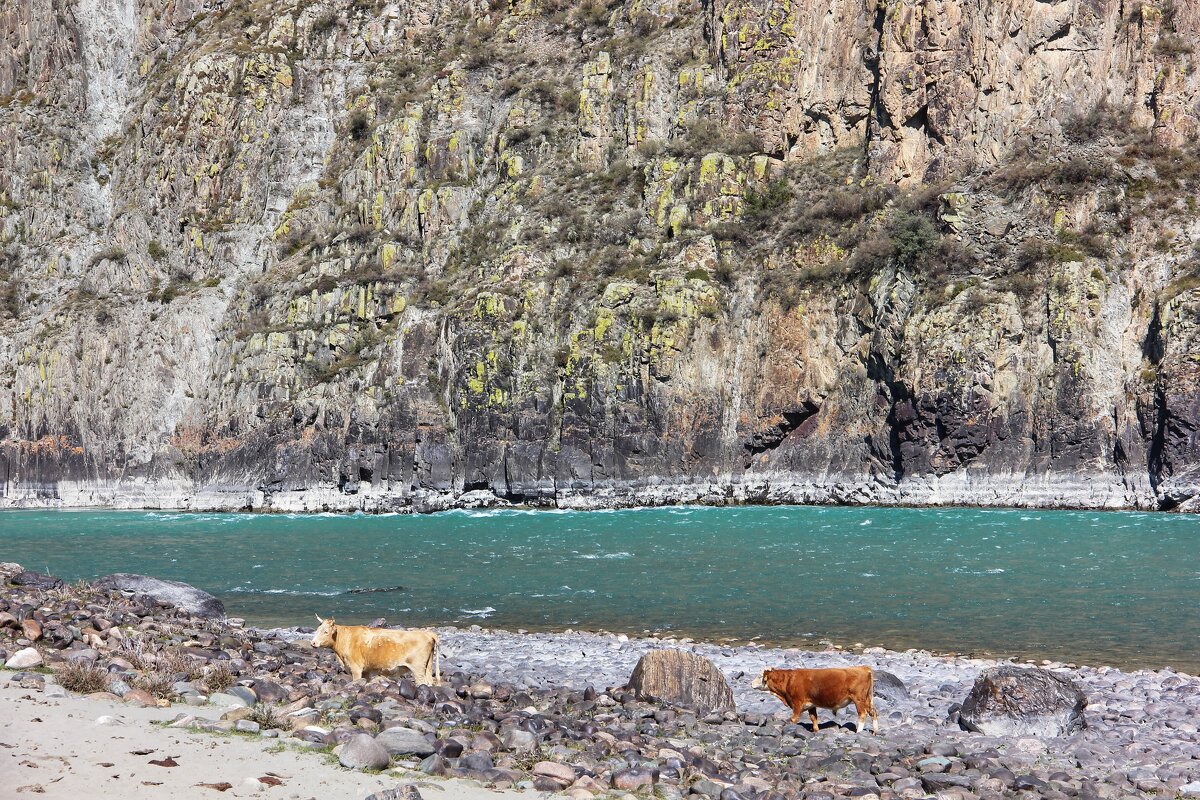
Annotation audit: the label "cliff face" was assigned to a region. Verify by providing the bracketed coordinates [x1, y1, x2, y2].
[3, 0, 1200, 512]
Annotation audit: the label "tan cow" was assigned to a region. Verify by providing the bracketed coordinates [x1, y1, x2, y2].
[312, 616, 441, 685]
[752, 666, 879, 733]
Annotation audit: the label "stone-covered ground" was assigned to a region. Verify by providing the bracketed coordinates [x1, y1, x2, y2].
[3, 567, 1200, 799]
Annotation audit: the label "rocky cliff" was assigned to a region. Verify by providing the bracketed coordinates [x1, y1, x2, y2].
[3, 0, 1200, 512]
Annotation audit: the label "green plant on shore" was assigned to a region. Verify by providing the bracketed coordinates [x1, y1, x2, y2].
[247, 703, 288, 730]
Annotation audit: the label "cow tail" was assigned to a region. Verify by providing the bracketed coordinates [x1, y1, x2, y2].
[434, 634, 442, 685]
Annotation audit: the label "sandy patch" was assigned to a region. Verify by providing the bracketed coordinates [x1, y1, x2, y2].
[0, 679, 515, 800]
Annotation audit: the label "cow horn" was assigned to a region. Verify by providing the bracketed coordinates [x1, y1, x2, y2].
[315, 614, 324, 623]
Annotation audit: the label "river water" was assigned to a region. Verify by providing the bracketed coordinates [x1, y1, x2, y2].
[1, 506, 1196, 671]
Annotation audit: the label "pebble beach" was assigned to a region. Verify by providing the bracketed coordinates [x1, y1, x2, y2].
[3, 564, 1200, 800]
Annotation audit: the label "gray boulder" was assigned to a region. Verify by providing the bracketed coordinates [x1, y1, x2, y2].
[627, 649, 735, 716]
[376, 726, 435, 757]
[959, 665, 1087, 737]
[93, 574, 224, 617]
[367, 788, 423, 800]
[10, 571, 64, 590]
[339, 733, 391, 770]
[4, 647, 43, 669]
[0, 562, 23, 583]
[874, 670, 909, 703]
[499, 728, 537, 752]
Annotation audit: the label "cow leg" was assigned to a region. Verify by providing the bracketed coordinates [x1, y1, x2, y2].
[809, 709, 819, 733]
[790, 707, 801, 724]
[350, 664, 363, 681]
[855, 702, 868, 734]
[406, 659, 429, 687]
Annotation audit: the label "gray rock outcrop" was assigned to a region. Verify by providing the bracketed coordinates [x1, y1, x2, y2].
[959, 665, 1088, 737]
[627, 649, 735, 717]
[93, 574, 224, 618]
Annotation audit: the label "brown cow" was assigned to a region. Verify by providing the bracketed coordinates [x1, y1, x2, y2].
[752, 666, 879, 733]
[312, 616, 441, 685]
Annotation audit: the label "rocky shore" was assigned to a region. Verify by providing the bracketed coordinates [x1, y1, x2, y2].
[0, 470, 1168, 514]
[3, 563, 1199, 799]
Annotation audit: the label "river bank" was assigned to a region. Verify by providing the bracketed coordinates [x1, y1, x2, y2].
[3, 564, 1200, 799]
[0, 469, 1177, 514]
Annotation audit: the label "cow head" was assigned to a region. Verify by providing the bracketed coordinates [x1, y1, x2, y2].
[312, 615, 337, 648]
[751, 669, 775, 690]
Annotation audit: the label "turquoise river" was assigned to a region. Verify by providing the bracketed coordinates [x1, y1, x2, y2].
[1, 506, 1197, 671]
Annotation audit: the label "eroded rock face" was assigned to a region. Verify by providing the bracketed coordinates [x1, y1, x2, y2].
[92, 574, 224, 618]
[2, 0, 1200, 512]
[959, 665, 1088, 737]
[627, 649, 735, 716]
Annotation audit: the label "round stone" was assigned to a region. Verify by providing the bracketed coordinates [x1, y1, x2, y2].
[4, 647, 42, 669]
[339, 733, 391, 770]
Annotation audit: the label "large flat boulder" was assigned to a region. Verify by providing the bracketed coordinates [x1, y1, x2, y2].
[93, 574, 224, 617]
[10, 570, 64, 590]
[627, 649, 735, 716]
[959, 665, 1087, 737]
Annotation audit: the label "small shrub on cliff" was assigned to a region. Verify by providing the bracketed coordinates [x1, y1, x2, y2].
[89, 246, 127, 267]
[57, 661, 110, 694]
[849, 211, 939, 273]
[670, 118, 761, 157]
[759, 269, 804, 312]
[0, 271, 19, 319]
[312, 11, 338, 35]
[993, 151, 1114, 198]
[889, 212, 939, 268]
[347, 109, 372, 141]
[1064, 100, 1138, 144]
[279, 227, 313, 260]
[1155, 33, 1193, 57]
[744, 180, 793, 219]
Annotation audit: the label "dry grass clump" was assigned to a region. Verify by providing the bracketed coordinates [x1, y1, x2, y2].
[117, 638, 150, 670]
[247, 704, 288, 730]
[156, 650, 206, 682]
[203, 662, 234, 693]
[56, 661, 110, 694]
[134, 670, 176, 700]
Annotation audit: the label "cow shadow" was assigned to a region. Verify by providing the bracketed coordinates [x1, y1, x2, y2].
[784, 720, 868, 736]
